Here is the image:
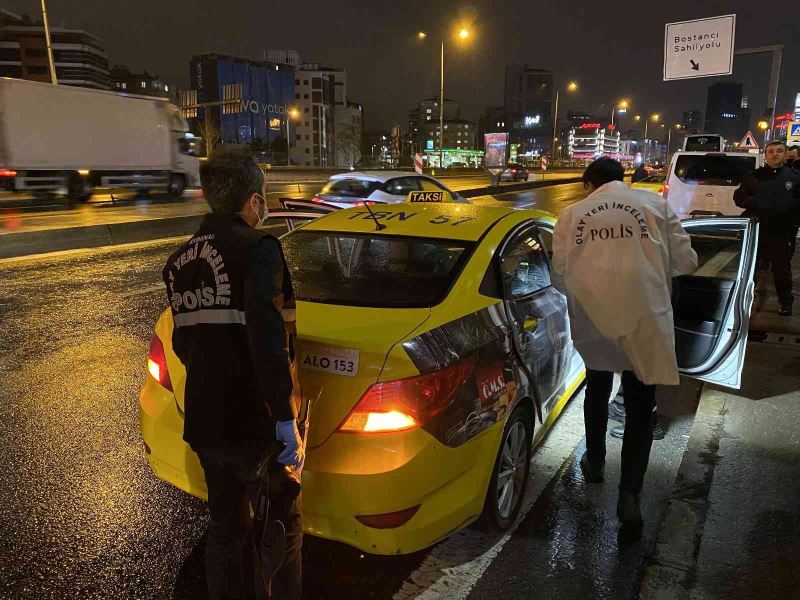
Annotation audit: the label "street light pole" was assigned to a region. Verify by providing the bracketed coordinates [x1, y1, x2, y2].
[439, 41, 444, 169]
[40, 0, 57, 85]
[285, 116, 291, 166]
[552, 89, 559, 162]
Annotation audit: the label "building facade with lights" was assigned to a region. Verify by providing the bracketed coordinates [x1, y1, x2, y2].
[503, 64, 554, 156]
[188, 53, 295, 151]
[567, 123, 623, 160]
[0, 9, 110, 89]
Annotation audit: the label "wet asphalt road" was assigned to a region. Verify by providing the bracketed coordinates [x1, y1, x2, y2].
[0, 183, 697, 600]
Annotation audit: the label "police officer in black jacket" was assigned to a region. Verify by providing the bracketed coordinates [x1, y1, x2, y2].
[163, 149, 302, 599]
[734, 140, 800, 316]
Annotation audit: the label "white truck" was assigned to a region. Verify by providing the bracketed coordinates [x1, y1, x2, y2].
[0, 78, 201, 201]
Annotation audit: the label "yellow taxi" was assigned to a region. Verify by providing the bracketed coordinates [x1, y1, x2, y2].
[140, 203, 759, 555]
[630, 173, 667, 195]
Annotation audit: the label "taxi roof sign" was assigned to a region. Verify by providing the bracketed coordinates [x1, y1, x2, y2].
[407, 190, 447, 203]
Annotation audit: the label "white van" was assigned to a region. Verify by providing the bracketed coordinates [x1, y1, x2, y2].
[664, 151, 762, 218]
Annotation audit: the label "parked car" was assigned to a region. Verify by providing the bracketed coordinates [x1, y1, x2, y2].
[664, 151, 761, 217]
[499, 163, 529, 182]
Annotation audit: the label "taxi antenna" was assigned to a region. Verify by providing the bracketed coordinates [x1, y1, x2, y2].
[363, 202, 386, 231]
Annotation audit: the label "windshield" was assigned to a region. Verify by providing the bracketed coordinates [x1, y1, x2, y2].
[320, 178, 383, 198]
[282, 231, 474, 308]
[641, 175, 666, 183]
[674, 155, 756, 186]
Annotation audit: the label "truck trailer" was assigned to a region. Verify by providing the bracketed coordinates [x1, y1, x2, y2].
[0, 78, 201, 201]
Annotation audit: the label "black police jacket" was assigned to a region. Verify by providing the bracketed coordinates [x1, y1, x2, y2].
[733, 164, 800, 239]
[162, 213, 295, 450]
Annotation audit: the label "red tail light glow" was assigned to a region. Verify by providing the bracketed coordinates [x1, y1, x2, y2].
[0, 169, 17, 177]
[356, 505, 421, 529]
[338, 356, 477, 434]
[147, 335, 173, 391]
[661, 183, 669, 199]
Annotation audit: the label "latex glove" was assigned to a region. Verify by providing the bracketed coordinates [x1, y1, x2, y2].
[275, 419, 304, 471]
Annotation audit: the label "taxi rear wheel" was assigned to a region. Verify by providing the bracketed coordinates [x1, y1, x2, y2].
[481, 406, 533, 531]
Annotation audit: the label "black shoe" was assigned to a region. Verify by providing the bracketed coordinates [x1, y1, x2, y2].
[579, 450, 605, 483]
[608, 399, 626, 424]
[610, 421, 666, 441]
[778, 304, 793, 316]
[617, 491, 643, 527]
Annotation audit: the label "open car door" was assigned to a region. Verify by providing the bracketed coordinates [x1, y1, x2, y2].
[673, 217, 759, 389]
[267, 199, 340, 232]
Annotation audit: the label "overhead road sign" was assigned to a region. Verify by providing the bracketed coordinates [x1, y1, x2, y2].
[664, 15, 736, 81]
[788, 122, 800, 145]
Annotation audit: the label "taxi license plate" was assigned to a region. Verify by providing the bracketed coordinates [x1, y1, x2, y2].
[300, 345, 359, 377]
[408, 191, 444, 203]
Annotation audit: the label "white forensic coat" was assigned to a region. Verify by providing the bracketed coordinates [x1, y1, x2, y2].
[551, 181, 698, 385]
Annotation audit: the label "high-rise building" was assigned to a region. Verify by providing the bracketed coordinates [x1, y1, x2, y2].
[705, 82, 750, 145]
[188, 53, 295, 149]
[681, 110, 703, 133]
[0, 9, 110, 89]
[503, 65, 554, 155]
[477, 106, 506, 148]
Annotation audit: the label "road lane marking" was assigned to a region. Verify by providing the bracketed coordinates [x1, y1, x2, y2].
[394, 389, 589, 600]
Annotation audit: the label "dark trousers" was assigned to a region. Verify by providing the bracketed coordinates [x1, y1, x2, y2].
[196, 445, 303, 600]
[759, 235, 796, 306]
[584, 370, 656, 496]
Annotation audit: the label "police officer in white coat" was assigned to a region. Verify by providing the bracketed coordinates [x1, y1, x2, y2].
[552, 158, 697, 527]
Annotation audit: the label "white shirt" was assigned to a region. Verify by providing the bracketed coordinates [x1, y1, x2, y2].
[552, 181, 698, 385]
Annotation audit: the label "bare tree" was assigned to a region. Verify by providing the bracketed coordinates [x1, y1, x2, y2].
[197, 114, 222, 158]
[334, 120, 361, 168]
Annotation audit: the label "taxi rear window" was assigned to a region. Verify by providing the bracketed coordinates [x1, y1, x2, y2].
[320, 178, 382, 197]
[674, 155, 756, 186]
[282, 231, 474, 308]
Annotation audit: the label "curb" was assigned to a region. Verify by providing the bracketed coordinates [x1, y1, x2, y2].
[639, 387, 730, 599]
[0, 178, 583, 259]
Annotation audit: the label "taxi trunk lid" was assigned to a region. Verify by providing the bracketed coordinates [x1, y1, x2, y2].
[296, 301, 429, 448]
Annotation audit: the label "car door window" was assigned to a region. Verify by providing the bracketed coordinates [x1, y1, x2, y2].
[674, 218, 758, 389]
[384, 177, 420, 196]
[500, 229, 551, 298]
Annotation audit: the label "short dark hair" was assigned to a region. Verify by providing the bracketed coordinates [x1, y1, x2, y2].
[765, 140, 786, 150]
[582, 157, 625, 189]
[787, 145, 800, 152]
[200, 149, 265, 213]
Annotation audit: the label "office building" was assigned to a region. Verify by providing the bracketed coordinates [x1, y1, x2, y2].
[110, 65, 175, 100]
[503, 64, 554, 155]
[682, 110, 703, 133]
[705, 82, 751, 145]
[290, 62, 340, 166]
[477, 106, 506, 148]
[0, 9, 110, 89]
[187, 53, 295, 149]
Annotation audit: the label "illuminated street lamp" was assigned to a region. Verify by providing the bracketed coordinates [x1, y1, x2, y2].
[286, 107, 300, 166]
[610, 98, 630, 128]
[642, 113, 661, 163]
[417, 26, 473, 168]
[553, 80, 578, 160]
[758, 119, 771, 146]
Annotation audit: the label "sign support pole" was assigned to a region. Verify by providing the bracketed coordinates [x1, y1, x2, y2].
[734, 45, 783, 143]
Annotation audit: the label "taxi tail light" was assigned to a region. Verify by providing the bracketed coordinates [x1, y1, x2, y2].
[356, 505, 421, 529]
[338, 355, 478, 434]
[147, 335, 173, 392]
[0, 169, 17, 177]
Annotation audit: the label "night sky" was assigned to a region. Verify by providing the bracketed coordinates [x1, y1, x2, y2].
[6, 0, 800, 135]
